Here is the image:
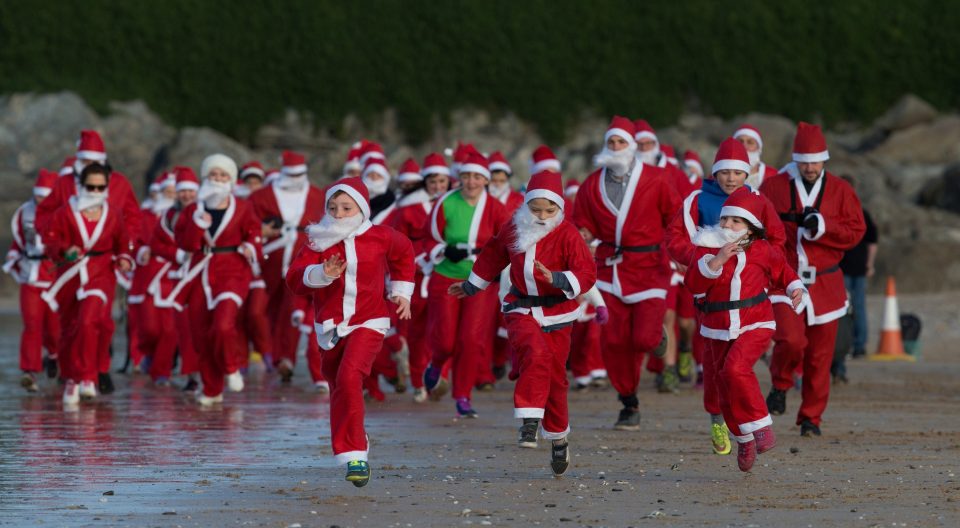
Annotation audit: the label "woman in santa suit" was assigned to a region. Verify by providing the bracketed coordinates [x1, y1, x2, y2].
[449, 171, 596, 476]
[286, 177, 415, 487]
[41, 163, 134, 404]
[171, 154, 262, 405]
[421, 152, 510, 418]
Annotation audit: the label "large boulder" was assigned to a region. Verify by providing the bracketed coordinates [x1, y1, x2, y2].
[869, 115, 960, 165]
[101, 100, 176, 195]
[873, 94, 938, 133]
[167, 127, 253, 175]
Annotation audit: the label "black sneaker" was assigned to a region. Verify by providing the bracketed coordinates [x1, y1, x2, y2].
[492, 365, 507, 381]
[800, 419, 822, 437]
[518, 418, 539, 448]
[182, 377, 199, 393]
[550, 441, 570, 476]
[43, 356, 59, 379]
[98, 373, 115, 395]
[852, 348, 866, 359]
[766, 388, 786, 415]
[614, 407, 640, 431]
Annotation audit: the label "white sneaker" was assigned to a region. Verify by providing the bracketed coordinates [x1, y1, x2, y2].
[196, 392, 223, 406]
[226, 371, 244, 392]
[314, 381, 330, 394]
[412, 387, 428, 403]
[79, 380, 97, 400]
[62, 381, 80, 405]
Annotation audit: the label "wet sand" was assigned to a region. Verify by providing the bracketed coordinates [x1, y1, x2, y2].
[1, 292, 959, 527]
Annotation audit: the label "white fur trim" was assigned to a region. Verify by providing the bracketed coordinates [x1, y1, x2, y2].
[605, 128, 637, 149]
[734, 433, 755, 443]
[282, 164, 307, 175]
[793, 151, 830, 163]
[540, 424, 571, 441]
[524, 189, 565, 210]
[785, 280, 805, 296]
[176, 181, 199, 192]
[685, 160, 704, 175]
[389, 280, 415, 301]
[531, 159, 561, 174]
[561, 271, 581, 299]
[733, 128, 763, 150]
[397, 171, 422, 183]
[422, 165, 451, 177]
[76, 150, 107, 162]
[633, 130, 658, 143]
[458, 163, 490, 180]
[801, 212, 826, 241]
[699, 321, 776, 341]
[738, 415, 773, 435]
[333, 450, 368, 465]
[489, 161, 511, 174]
[34, 187, 52, 198]
[698, 254, 723, 279]
[325, 183, 371, 219]
[712, 159, 751, 175]
[720, 205, 763, 230]
[303, 264, 336, 288]
[514, 407, 545, 419]
[467, 271, 491, 290]
[362, 163, 390, 180]
[192, 209, 212, 229]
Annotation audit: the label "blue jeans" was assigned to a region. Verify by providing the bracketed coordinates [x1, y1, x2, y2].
[844, 274, 868, 351]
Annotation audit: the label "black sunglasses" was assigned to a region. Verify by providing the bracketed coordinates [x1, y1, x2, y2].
[84, 184, 107, 192]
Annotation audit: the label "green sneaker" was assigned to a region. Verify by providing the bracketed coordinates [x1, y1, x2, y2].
[677, 351, 693, 382]
[658, 367, 679, 394]
[711, 423, 732, 455]
[345, 460, 371, 487]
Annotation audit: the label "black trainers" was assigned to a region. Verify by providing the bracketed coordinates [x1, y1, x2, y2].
[492, 365, 507, 380]
[766, 388, 786, 415]
[614, 407, 640, 431]
[182, 377, 199, 393]
[43, 356, 59, 379]
[800, 419, 822, 437]
[550, 440, 570, 476]
[852, 348, 866, 359]
[518, 418, 539, 448]
[98, 373, 115, 395]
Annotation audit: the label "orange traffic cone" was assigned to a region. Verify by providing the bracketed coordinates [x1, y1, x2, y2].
[870, 276, 915, 361]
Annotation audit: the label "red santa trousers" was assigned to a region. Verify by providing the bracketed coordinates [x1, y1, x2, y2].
[139, 299, 177, 380]
[697, 313, 722, 415]
[600, 293, 666, 397]
[19, 284, 59, 372]
[126, 302, 145, 370]
[569, 319, 604, 384]
[769, 303, 840, 427]
[398, 280, 430, 389]
[60, 293, 112, 383]
[708, 328, 775, 440]
[174, 308, 199, 376]
[244, 286, 272, 362]
[427, 273, 498, 400]
[323, 327, 384, 464]
[508, 314, 573, 439]
[188, 285, 244, 397]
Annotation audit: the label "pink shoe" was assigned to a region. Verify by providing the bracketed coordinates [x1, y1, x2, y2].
[754, 425, 777, 454]
[737, 440, 757, 472]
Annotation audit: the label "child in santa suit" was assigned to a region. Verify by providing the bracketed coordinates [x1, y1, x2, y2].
[448, 171, 596, 476]
[286, 177, 415, 487]
[41, 163, 134, 404]
[684, 187, 805, 471]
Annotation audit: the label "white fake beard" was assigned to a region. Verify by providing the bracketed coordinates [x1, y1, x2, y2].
[198, 180, 232, 208]
[233, 184, 252, 198]
[277, 174, 307, 192]
[363, 175, 389, 198]
[306, 213, 365, 252]
[638, 148, 660, 166]
[488, 182, 510, 199]
[511, 206, 564, 253]
[748, 150, 761, 168]
[152, 195, 175, 214]
[691, 224, 748, 248]
[76, 189, 106, 211]
[593, 147, 636, 177]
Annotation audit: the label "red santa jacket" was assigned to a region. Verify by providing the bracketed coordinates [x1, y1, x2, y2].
[168, 196, 263, 310]
[422, 190, 510, 277]
[35, 171, 142, 234]
[467, 219, 596, 329]
[249, 182, 325, 287]
[6, 200, 57, 288]
[285, 221, 416, 350]
[760, 165, 866, 325]
[127, 209, 162, 304]
[147, 206, 185, 307]
[571, 162, 681, 303]
[41, 198, 134, 312]
[685, 239, 804, 341]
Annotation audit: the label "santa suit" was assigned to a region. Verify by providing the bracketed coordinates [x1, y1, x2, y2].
[422, 189, 509, 400]
[36, 170, 141, 236]
[571, 161, 680, 398]
[685, 238, 803, 442]
[151, 207, 199, 377]
[172, 196, 262, 397]
[487, 188, 525, 380]
[466, 218, 596, 438]
[42, 199, 133, 384]
[568, 288, 606, 386]
[286, 220, 415, 464]
[760, 165, 865, 426]
[6, 199, 60, 373]
[127, 206, 162, 371]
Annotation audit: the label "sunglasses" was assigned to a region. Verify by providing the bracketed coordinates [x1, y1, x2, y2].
[84, 184, 107, 192]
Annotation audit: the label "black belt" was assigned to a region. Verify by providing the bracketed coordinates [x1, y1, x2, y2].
[203, 245, 239, 255]
[696, 292, 768, 313]
[600, 242, 660, 254]
[778, 212, 805, 224]
[503, 286, 568, 312]
[86, 250, 106, 257]
[26, 254, 47, 260]
[819, 265, 840, 275]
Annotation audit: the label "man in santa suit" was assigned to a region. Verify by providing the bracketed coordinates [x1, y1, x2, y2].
[234, 161, 266, 199]
[249, 151, 326, 385]
[760, 122, 866, 436]
[572, 116, 680, 430]
[635, 119, 699, 199]
[5, 169, 61, 392]
[734, 125, 779, 190]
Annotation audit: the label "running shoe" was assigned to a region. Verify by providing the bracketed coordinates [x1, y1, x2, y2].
[518, 418, 539, 448]
[754, 425, 777, 454]
[737, 440, 757, 472]
[550, 441, 570, 476]
[800, 419, 821, 437]
[766, 388, 786, 415]
[614, 407, 640, 431]
[677, 351, 693, 382]
[345, 460, 371, 487]
[711, 422, 732, 455]
[20, 372, 38, 393]
[455, 398, 478, 419]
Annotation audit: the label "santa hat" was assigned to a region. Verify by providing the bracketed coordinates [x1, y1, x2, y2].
[525, 171, 566, 211]
[564, 178, 580, 197]
[362, 158, 391, 182]
[792, 122, 829, 163]
[325, 177, 371, 219]
[683, 150, 704, 175]
[458, 152, 490, 180]
[343, 141, 364, 173]
[450, 142, 480, 176]
[720, 187, 765, 230]
[280, 151, 307, 175]
[59, 156, 76, 176]
[733, 124, 764, 151]
[530, 145, 561, 174]
[712, 137, 752, 175]
[200, 153, 238, 182]
[175, 166, 200, 191]
[241, 161, 266, 180]
[34, 169, 58, 198]
[632, 119, 658, 144]
[152, 170, 176, 192]
[606, 116, 638, 149]
[662, 144, 678, 166]
[359, 142, 386, 165]
[488, 151, 512, 175]
[264, 169, 280, 185]
[397, 158, 422, 183]
[76, 130, 107, 162]
[421, 152, 451, 177]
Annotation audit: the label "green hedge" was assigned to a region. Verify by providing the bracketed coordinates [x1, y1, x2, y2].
[1, 0, 957, 143]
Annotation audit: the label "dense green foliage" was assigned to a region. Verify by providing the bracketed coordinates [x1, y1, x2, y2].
[1, 0, 957, 143]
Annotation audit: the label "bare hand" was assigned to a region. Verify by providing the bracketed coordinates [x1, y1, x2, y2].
[322, 254, 346, 278]
[241, 245, 255, 261]
[391, 296, 412, 320]
[866, 265, 875, 278]
[674, 262, 688, 274]
[534, 260, 553, 284]
[790, 288, 805, 309]
[447, 282, 468, 299]
[578, 227, 594, 243]
[118, 259, 132, 273]
[709, 238, 745, 271]
[201, 212, 212, 225]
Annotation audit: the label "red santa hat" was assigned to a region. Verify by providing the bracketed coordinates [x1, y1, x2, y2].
[152, 170, 176, 192]
[525, 170, 566, 211]
[200, 153, 238, 182]
[343, 141, 364, 173]
[530, 145, 561, 174]
[712, 137, 752, 175]
[792, 122, 829, 163]
[720, 187, 765, 230]
[325, 177, 371, 219]
[280, 151, 307, 175]
[397, 158, 422, 183]
[34, 168, 58, 198]
[458, 151, 491, 180]
[421, 152, 451, 177]
[662, 144, 679, 166]
[733, 124, 764, 151]
[359, 141, 386, 165]
[76, 130, 107, 162]
[362, 158, 391, 182]
[59, 156, 76, 176]
[488, 151, 512, 175]
[449, 142, 480, 176]
[241, 161, 266, 180]
[606, 116, 638, 149]
[632, 119, 658, 144]
[683, 150, 704, 175]
[174, 166, 200, 191]
[564, 177, 580, 198]
[264, 169, 280, 185]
